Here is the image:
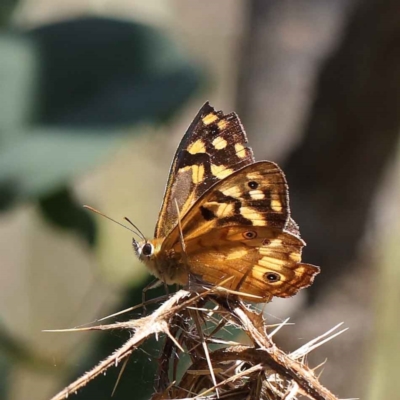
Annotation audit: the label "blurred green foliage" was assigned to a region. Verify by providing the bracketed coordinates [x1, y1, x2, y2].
[0, 17, 202, 245]
[0, 14, 202, 399]
[0, 0, 16, 27]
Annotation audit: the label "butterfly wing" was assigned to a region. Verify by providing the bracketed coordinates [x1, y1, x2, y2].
[177, 161, 290, 241]
[161, 161, 319, 301]
[154, 102, 254, 238]
[185, 226, 318, 301]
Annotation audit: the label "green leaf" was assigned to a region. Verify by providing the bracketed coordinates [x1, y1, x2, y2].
[30, 18, 203, 127]
[0, 34, 38, 134]
[38, 187, 96, 246]
[0, 18, 203, 230]
[0, 128, 126, 202]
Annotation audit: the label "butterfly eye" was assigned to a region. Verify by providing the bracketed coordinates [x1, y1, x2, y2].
[264, 272, 281, 283]
[243, 230, 257, 239]
[142, 243, 154, 257]
[248, 181, 258, 189]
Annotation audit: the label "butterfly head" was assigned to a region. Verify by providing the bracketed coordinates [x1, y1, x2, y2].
[133, 237, 170, 282]
[133, 239, 155, 260]
[121, 216, 158, 264]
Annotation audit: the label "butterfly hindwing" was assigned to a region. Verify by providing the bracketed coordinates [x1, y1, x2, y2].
[154, 102, 254, 239]
[182, 226, 319, 301]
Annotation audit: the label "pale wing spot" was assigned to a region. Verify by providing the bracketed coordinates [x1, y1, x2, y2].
[257, 258, 271, 268]
[270, 238, 282, 247]
[252, 220, 267, 226]
[259, 240, 282, 255]
[179, 165, 191, 173]
[251, 266, 266, 282]
[188, 139, 206, 154]
[191, 164, 205, 184]
[289, 252, 301, 262]
[251, 219, 268, 226]
[202, 113, 218, 125]
[217, 120, 228, 130]
[226, 248, 248, 260]
[271, 199, 283, 212]
[217, 202, 235, 217]
[259, 257, 286, 268]
[249, 190, 265, 200]
[212, 136, 228, 150]
[259, 247, 271, 256]
[235, 143, 247, 158]
[240, 207, 266, 226]
[246, 172, 264, 180]
[211, 164, 234, 179]
[221, 186, 242, 198]
[204, 201, 234, 218]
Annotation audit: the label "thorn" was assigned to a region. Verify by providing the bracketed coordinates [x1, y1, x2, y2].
[312, 358, 328, 374]
[291, 322, 346, 359]
[164, 327, 184, 353]
[268, 317, 291, 337]
[111, 356, 130, 397]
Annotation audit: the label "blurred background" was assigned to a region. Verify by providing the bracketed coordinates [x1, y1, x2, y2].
[1, 0, 399, 399]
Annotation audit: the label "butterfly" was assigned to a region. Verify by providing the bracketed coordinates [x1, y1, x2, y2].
[133, 102, 319, 302]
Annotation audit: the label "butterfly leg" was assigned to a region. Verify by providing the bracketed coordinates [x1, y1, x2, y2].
[186, 270, 211, 294]
[187, 270, 197, 290]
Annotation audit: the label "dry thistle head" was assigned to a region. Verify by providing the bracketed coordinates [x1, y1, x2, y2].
[48, 285, 344, 400]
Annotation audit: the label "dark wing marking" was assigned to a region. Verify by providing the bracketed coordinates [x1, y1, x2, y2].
[154, 102, 254, 238]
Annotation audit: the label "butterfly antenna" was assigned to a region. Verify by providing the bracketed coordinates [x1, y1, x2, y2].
[83, 205, 144, 241]
[124, 216, 146, 241]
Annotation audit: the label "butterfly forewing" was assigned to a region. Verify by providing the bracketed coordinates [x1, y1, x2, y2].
[164, 161, 290, 244]
[154, 102, 254, 238]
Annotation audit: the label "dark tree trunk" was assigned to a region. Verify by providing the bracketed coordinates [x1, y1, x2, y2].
[237, 0, 400, 302]
[284, 0, 400, 302]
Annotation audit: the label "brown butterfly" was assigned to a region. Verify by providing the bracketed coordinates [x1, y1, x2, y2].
[133, 103, 319, 302]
